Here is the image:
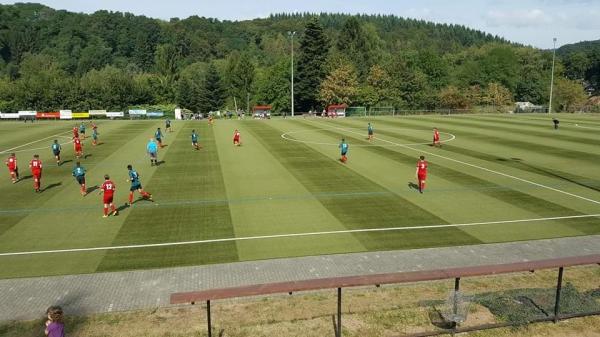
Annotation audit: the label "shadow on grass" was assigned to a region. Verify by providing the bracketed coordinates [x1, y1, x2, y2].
[86, 185, 99, 194]
[42, 182, 62, 192]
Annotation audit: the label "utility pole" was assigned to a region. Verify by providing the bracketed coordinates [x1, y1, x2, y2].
[549, 37, 557, 114]
[288, 31, 296, 117]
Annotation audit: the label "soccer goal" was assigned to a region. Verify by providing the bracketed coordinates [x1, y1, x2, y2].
[346, 106, 367, 117]
[368, 106, 395, 116]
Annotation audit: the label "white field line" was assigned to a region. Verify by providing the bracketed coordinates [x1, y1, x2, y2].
[575, 124, 600, 130]
[322, 122, 600, 206]
[1, 214, 599, 257]
[0, 131, 72, 154]
[281, 127, 456, 147]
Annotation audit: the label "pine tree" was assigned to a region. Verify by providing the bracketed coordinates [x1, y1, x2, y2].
[198, 63, 226, 114]
[295, 18, 330, 112]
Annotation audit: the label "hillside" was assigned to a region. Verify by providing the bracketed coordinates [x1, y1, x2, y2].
[557, 40, 600, 94]
[0, 3, 588, 112]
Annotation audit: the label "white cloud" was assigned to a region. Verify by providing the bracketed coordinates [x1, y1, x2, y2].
[485, 8, 553, 27]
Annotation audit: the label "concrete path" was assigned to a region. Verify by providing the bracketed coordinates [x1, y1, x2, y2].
[2, 235, 600, 321]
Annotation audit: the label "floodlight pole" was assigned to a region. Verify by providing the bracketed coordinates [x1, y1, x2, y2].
[549, 37, 557, 114]
[288, 31, 296, 117]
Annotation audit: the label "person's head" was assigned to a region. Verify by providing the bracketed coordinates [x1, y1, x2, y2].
[342, 138, 346, 142]
[34, 154, 39, 159]
[76, 161, 80, 167]
[434, 127, 438, 130]
[127, 164, 132, 170]
[149, 138, 154, 143]
[54, 139, 58, 144]
[420, 155, 425, 160]
[10, 153, 15, 157]
[104, 174, 110, 181]
[192, 129, 196, 133]
[46, 306, 63, 323]
[157, 127, 161, 130]
[368, 122, 371, 125]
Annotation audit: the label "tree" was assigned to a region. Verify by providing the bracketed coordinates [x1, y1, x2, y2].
[319, 63, 359, 106]
[439, 85, 470, 109]
[255, 59, 290, 113]
[553, 78, 587, 112]
[295, 18, 329, 111]
[359, 64, 393, 108]
[198, 63, 226, 113]
[336, 18, 378, 79]
[483, 82, 513, 107]
[79, 65, 137, 110]
[176, 62, 206, 113]
[224, 52, 255, 112]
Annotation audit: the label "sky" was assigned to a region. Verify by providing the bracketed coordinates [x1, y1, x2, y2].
[1, 0, 599, 48]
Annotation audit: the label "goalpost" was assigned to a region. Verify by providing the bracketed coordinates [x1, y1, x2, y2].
[368, 106, 395, 116]
[346, 106, 367, 117]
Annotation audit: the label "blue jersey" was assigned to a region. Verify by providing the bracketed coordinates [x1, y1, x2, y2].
[72, 166, 85, 177]
[147, 141, 158, 153]
[191, 132, 198, 142]
[79, 124, 86, 132]
[129, 169, 140, 184]
[155, 130, 162, 140]
[52, 143, 61, 152]
[339, 142, 349, 154]
[368, 125, 373, 133]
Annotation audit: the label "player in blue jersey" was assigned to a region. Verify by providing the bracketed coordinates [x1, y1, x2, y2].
[51, 140, 61, 166]
[91, 123, 99, 146]
[147, 138, 158, 166]
[79, 122, 86, 139]
[191, 129, 200, 150]
[367, 123, 374, 141]
[339, 138, 349, 163]
[72, 161, 86, 196]
[155, 128, 164, 148]
[126, 164, 152, 206]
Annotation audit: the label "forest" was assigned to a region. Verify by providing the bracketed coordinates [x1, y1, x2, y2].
[0, 3, 596, 114]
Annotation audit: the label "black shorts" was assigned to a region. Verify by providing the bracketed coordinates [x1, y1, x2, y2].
[76, 176, 85, 185]
[53, 151, 60, 156]
[130, 183, 141, 191]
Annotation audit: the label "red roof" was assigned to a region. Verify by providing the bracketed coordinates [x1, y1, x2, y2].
[327, 104, 348, 111]
[253, 105, 272, 111]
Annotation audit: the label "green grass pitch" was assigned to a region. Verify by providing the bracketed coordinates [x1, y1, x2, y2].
[1, 114, 600, 279]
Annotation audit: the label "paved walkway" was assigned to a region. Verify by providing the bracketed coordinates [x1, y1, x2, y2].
[2, 235, 600, 321]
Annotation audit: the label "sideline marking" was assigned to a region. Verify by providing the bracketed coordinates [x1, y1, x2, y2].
[321, 122, 600, 206]
[4, 136, 73, 154]
[0, 131, 72, 154]
[281, 127, 456, 147]
[1, 214, 598, 256]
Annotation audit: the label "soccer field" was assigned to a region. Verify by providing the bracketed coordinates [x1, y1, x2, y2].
[1, 114, 599, 279]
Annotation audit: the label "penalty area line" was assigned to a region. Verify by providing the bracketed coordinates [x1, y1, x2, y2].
[0, 131, 72, 154]
[1, 213, 599, 257]
[320, 122, 600, 206]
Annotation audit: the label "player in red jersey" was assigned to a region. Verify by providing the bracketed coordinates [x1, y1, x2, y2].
[5, 153, 19, 183]
[73, 136, 83, 159]
[100, 174, 118, 218]
[233, 129, 241, 146]
[72, 126, 79, 139]
[432, 128, 441, 148]
[29, 154, 43, 192]
[415, 155, 428, 194]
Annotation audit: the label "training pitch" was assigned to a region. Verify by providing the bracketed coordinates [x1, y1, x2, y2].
[0, 114, 599, 279]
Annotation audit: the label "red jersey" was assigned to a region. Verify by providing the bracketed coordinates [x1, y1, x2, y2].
[29, 159, 42, 173]
[233, 131, 240, 140]
[417, 160, 428, 176]
[73, 138, 81, 146]
[6, 156, 17, 171]
[73, 127, 79, 137]
[433, 130, 440, 141]
[102, 180, 116, 196]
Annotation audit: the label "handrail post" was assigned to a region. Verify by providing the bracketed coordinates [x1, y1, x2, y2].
[554, 267, 564, 323]
[452, 277, 460, 330]
[337, 287, 342, 337]
[207, 300, 212, 337]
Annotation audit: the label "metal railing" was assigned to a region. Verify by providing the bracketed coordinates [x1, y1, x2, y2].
[171, 254, 600, 337]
